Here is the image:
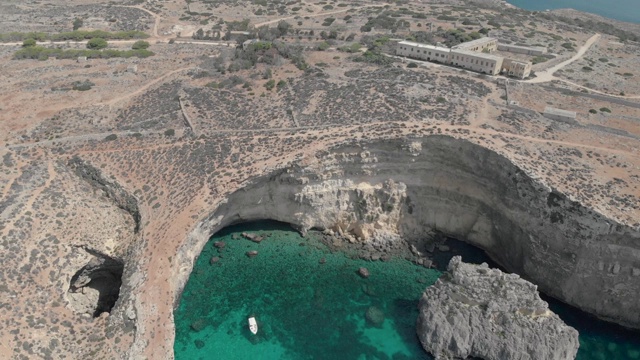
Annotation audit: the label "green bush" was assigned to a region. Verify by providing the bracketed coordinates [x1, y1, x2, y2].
[72, 80, 95, 91]
[104, 134, 118, 141]
[531, 56, 548, 65]
[265, 79, 275, 90]
[131, 40, 150, 50]
[317, 41, 330, 51]
[600, 107, 611, 113]
[407, 62, 418, 68]
[22, 39, 36, 47]
[87, 38, 108, 50]
[73, 18, 83, 31]
[164, 129, 175, 136]
[589, 109, 597, 114]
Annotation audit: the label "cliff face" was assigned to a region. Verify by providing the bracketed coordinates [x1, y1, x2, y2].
[176, 135, 640, 329]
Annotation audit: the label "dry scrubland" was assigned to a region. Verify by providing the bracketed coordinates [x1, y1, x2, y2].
[1, 0, 640, 358]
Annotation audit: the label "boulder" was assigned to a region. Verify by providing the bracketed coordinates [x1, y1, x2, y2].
[214, 241, 226, 249]
[209, 256, 220, 265]
[357, 267, 370, 278]
[417, 256, 579, 360]
[246, 250, 258, 258]
[242, 232, 265, 243]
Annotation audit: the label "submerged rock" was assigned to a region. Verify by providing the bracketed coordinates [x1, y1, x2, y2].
[417, 256, 579, 360]
[246, 250, 258, 258]
[190, 319, 206, 332]
[365, 306, 385, 327]
[358, 267, 370, 278]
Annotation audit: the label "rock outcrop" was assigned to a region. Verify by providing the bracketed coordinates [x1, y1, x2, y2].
[177, 136, 640, 329]
[417, 256, 579, 360]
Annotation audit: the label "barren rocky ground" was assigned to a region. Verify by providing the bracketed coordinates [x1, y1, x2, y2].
[1, 0, 639, 358]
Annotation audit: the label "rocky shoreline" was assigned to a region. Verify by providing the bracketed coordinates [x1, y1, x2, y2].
[417, 256, 580, 360]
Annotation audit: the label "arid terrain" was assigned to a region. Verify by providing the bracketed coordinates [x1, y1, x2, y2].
[1, 0, 640, 358]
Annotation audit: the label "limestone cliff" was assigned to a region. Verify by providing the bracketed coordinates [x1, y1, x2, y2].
[417, 256, 579, 360]
[176, 135, 640, 329]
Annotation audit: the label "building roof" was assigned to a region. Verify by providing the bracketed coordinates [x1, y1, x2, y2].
[452, 37, 497, 50]
[544, 106, 577, 118]
[450, 48, 503, 62]
[397, 41, 450, 52]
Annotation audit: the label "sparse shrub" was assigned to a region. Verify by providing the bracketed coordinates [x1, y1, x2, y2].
[407, 62, 418, 68]
[600, 107, 611, 113]
[104, 134, 118, 141]
[277, 80, 287, 89]
[589, 109, 597, 114]
[164, 129, 175, 136]
[582, 66, 593, 72]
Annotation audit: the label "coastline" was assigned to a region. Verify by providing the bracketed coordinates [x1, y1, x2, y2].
[503, 0, 640, 24]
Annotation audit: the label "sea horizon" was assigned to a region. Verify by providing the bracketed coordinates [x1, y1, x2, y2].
[506, 0, 640, 24]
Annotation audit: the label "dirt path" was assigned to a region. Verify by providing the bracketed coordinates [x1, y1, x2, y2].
[525, 33, 601, 84]
[115, 5, 162, 38]
[98, 66, 192, 106]
[556, 78, 640, 100]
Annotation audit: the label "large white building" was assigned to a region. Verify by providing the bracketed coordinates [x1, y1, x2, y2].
[396, 37, 534, 79]
[396, 41, 451, 63]
[450, 49, 503, 75]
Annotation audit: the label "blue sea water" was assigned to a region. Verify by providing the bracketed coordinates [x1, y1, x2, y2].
[174, 221, 640, 359]
[508, 0, 640, 23]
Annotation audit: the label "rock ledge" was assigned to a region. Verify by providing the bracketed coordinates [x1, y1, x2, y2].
[417, 256, 579, 360]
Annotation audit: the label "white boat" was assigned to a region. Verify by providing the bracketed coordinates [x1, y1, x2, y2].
[248, 317, 258, 335]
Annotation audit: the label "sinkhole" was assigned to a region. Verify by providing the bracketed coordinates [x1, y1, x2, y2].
[67, 252, 124, 318]
[174, 220, 640, 360]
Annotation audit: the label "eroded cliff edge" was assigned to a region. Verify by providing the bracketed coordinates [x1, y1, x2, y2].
[176, 135, 640, 329]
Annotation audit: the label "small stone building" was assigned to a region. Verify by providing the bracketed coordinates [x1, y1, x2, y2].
[543, 106, 578, 124]
[503, 58, 532, 79]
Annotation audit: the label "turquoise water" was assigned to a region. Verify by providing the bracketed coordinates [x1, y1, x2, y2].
[174, 221, 640, 359]
[508, 0, 640, 23]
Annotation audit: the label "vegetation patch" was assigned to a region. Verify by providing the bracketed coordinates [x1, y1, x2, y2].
[0, 30, 148, 42]
[13, 46, 154, 60]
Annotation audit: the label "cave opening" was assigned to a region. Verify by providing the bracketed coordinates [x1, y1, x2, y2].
[67, 252, 124, 318]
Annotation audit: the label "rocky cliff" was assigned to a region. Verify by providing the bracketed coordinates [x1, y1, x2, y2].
[417, 256, 579, 360]
[176, 135, 640, 329]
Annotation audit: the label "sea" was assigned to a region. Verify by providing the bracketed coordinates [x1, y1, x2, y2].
[174, 221, 640, 360]
[507, 0, 640, 24]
